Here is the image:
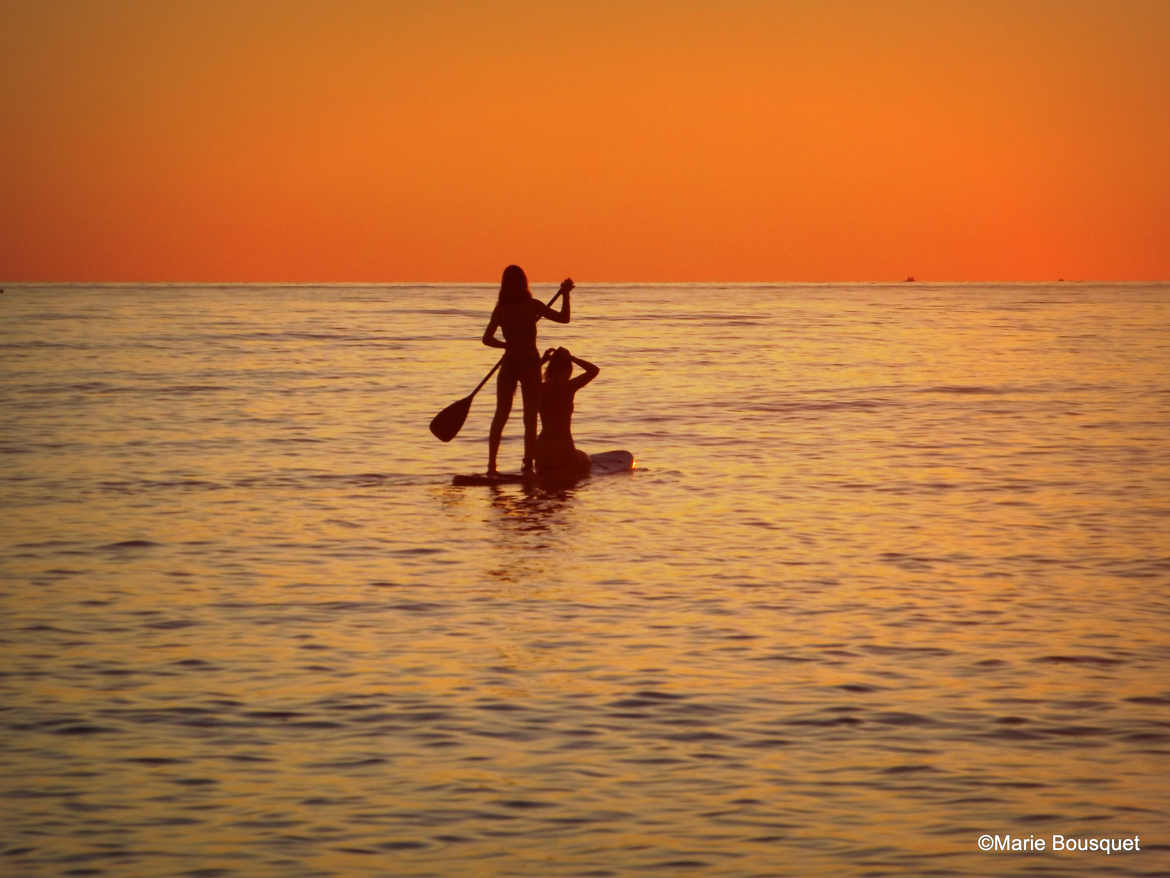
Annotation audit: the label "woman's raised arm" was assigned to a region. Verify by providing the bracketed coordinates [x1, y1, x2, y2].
[535, 278, 573, 324]
[568, 354, 599, 391]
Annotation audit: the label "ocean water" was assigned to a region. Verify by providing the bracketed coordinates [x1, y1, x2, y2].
[2, 282, 1169, 877]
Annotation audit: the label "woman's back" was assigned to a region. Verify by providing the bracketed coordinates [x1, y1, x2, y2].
[534, 348, 599, 481]
[494, 300, 539, 352]
[539, 378, 575, 440]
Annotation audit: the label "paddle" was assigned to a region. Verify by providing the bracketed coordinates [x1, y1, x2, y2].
[429, 287, 566, 442]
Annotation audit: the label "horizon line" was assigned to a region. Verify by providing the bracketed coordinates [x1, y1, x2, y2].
[4, 278, 1169, 287]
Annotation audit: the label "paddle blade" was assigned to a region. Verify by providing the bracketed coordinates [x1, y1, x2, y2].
[429, 394, 473, 442]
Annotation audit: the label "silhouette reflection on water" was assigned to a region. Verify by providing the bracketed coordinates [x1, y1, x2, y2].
[481, 485, 582, 585]
[488, 483, 577, 537]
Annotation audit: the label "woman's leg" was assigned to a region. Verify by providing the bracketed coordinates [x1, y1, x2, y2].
[488, 364, 518, 473]
[518, 367, 542, 471]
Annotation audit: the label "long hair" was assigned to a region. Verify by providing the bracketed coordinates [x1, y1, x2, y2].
[498, 265, 531, 305]
[543, 347, 572, 383]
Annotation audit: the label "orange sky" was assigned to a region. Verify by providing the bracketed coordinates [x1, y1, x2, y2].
[2, 0, 1168, 281]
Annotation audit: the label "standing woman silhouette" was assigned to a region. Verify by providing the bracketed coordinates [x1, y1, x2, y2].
[481, 265, 573, 475]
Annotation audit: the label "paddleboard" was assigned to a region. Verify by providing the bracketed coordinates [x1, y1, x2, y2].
[452, 449, 635, 486]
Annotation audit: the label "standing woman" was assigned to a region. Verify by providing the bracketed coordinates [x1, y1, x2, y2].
[482, 265, 573, 475]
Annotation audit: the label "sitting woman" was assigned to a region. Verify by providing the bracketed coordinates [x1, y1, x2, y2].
[535, 347, 599, 482]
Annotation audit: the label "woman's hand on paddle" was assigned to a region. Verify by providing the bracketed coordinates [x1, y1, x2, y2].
[539, 282, 572, 323]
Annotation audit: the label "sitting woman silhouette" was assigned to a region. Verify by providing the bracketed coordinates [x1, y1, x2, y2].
[482, 266, 573, 475]
[535, 346, 599, 483]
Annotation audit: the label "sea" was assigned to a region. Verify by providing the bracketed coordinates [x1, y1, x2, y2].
[2, 282, 1169, 877]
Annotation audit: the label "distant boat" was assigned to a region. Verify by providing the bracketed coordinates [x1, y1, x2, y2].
[903, 276, 916, 283]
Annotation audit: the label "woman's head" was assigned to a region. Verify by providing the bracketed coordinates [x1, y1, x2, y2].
[545, 346, 572, 381]
[498, 265, 531, 304]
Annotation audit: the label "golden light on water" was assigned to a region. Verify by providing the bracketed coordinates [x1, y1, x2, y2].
[3, 283, 1169, 874]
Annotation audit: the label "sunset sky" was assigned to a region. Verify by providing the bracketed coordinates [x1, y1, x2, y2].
[2, 0, 1167, 282]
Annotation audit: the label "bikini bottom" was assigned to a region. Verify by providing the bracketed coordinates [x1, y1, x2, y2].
[535, 436, 590, 478]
